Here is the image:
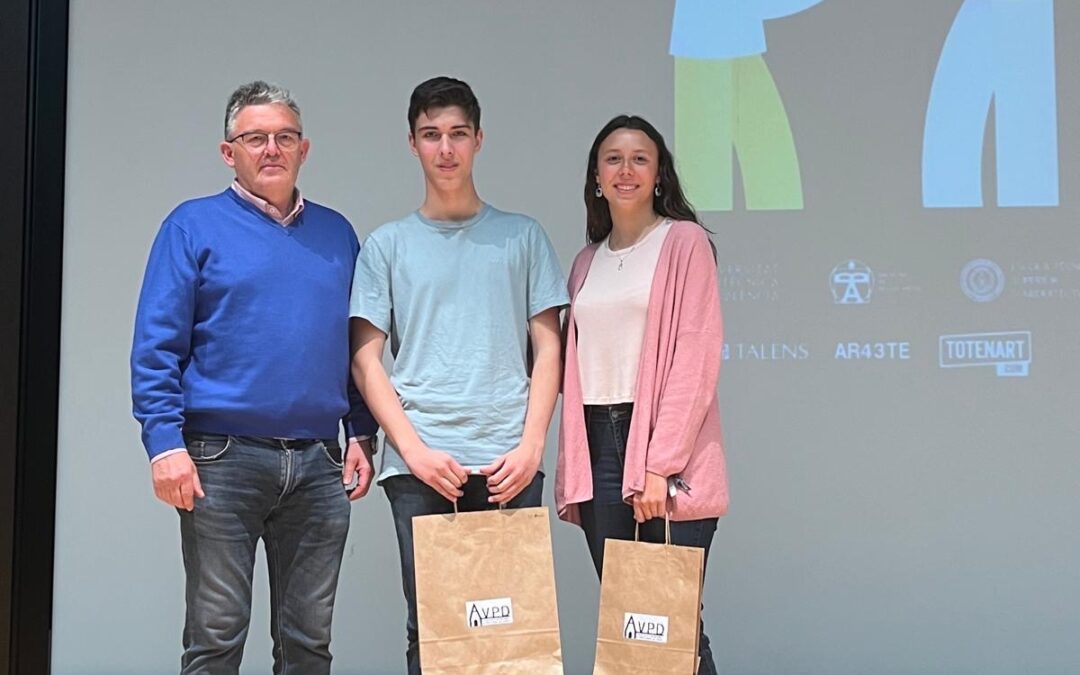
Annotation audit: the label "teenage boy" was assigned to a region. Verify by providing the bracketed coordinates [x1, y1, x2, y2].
[347, 76, 567, 674]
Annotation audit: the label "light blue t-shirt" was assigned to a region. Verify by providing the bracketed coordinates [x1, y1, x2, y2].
[350, 204, 569, 481]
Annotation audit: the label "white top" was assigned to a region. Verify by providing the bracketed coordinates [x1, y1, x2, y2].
[575, 219, 672, 404]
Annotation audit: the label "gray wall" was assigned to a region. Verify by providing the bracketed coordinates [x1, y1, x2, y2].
[54, 1, 1080, 673]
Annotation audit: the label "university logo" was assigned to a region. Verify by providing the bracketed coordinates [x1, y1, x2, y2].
[718, 262, 781, 304]
[960, 259, 1005, 302]
[923, 0, 1058, 208]
[670, 0, 823, 211]
[939, 331, 1032, 377]
[466, 598, 514, 628]
[1010, 260, 1080, 300]
[830, 260, 874, 305]
[623, 613, 669, 644]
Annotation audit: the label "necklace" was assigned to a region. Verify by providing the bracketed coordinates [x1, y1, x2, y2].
[607, 217, 668, 271]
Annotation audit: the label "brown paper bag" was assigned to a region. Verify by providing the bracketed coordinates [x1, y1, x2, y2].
[413, 506, 563, 674]
[593, 522, 705, 675]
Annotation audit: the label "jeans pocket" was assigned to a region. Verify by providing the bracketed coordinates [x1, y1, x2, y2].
[322, 440, 344, 469]
[612, 418, 630, 468]
[185, 434, 232, 463]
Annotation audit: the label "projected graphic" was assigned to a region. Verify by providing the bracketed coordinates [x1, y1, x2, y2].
[1010, 260, 1080, 300]
[723, 342, 810, 361]
[939, 331, 1032, 377]
[719, 262, 781, 304]
[671, 0, 823, 211]
[830, 260, 874, 305]
[960, 258, 1005, 302]
[923, 0, 1058, 208]
[835, 342, 911, 361]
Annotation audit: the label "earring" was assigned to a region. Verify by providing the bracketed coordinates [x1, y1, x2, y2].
[654, 184, 662, 197]
[595, 185, 603, 198]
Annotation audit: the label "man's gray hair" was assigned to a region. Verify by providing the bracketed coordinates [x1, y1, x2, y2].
[223, 80, 302, 139]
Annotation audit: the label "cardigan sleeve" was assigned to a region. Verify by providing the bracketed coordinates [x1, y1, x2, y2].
[645, 232, 723, 478]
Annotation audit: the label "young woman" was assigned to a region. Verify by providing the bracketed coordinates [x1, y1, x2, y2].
[555, 115, 727, 674]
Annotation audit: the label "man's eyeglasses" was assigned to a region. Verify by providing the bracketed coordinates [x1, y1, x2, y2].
[227, 130, 302, 151]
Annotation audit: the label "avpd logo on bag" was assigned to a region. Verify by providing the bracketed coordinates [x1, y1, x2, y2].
[623, 613, 669, 644]
[465, 598, 514, 628]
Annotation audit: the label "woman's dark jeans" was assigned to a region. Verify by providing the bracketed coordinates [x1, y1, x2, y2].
[578, 403, 719, 675]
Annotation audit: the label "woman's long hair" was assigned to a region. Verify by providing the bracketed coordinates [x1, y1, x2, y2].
[584, 115, 702, 244]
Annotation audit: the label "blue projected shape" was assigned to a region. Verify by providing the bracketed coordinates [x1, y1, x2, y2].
[670, 0, 824, 59]
[923, 0, 1059, 208]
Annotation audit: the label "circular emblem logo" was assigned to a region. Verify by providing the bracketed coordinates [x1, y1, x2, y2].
[829, 260, 874, 305]
[960, 259, 1005, 302]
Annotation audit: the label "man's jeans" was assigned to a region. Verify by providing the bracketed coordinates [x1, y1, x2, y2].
[383, 472, 544, 675]
[578, 404, 720, 675]
[178, 433, 351, 675]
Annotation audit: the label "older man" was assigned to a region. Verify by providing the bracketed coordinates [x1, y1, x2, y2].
[131, 81, 375, 674]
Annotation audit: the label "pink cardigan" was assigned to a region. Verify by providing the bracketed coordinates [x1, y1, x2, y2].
[556, 221, 728, 525]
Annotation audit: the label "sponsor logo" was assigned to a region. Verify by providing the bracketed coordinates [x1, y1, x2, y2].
[1010, 260, 1080, 300]
[960, 258, 1006, 302]
[830, 260, 874, 305]
[829, 260, 921, 306]
[723, 342, 810, 361]
[834, 342, 911, 360]
[466, 598, 513, 628]
[956, 259, 1080, 301]
[624, 613, 669, 644]
[718, 262, 780, 304]
[939, 331, 1032, 377]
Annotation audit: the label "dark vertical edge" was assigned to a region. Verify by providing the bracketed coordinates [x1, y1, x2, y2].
[6, 0, 69, 673]
[0, 0, 32, 666]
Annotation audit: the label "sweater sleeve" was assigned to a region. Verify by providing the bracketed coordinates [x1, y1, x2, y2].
[645, 233, 723, 478]
[343, 379, 378, 440]
[343, 229, 379, 440]
[130, 220, 198, 460]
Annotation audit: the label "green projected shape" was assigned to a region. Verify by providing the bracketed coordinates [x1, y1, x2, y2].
[675, 56, 803, 211]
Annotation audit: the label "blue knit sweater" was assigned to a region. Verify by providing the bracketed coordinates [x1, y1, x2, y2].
[131, 188, 376, 459]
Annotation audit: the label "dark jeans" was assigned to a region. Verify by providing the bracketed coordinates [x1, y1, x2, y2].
[578, 404, 719, 675]
[178, 433, 351, 675]
[383, 472, 545, 675]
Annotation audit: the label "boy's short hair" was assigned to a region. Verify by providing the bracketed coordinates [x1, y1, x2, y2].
[408, 76, 481, 133]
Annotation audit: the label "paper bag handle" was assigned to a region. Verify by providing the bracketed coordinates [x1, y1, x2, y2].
[449, 499, 506, 514]
[633, 509, 672, 546]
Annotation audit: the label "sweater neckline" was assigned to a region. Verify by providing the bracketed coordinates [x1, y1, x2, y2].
[225, 187, 302, 230]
